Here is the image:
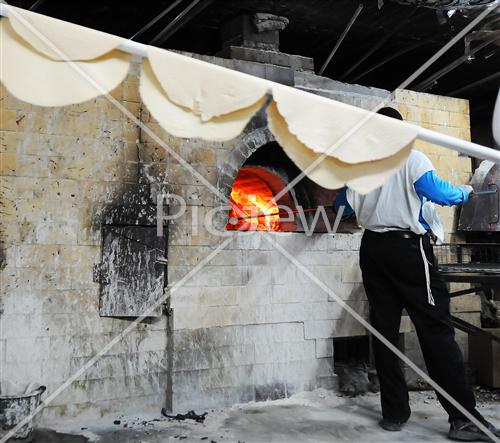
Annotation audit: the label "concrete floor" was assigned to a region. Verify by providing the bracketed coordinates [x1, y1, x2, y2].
[33, 389, 500, 443]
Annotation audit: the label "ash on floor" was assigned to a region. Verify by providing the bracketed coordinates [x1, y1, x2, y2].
[38, 388, 499, 443]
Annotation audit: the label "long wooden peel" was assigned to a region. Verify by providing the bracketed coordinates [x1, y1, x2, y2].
[230, 207, 324, 222]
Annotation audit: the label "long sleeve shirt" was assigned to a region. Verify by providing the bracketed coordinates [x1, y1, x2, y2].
[333, 156, 470, 232]
[414, 170, 470, 230]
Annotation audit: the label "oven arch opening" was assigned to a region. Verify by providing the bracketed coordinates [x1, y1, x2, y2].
[225, 142, 351, 233]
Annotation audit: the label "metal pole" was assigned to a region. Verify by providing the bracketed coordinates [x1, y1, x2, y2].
[318, 3, 364, 76]
[150, 0, 212, 46]
[448, 71, 500, 96]
[0, 3, 499, 163]
[350, 40, 427, 83]
[130, 0, 185, 40]
[412, 33, 500, 92]
[338, 7, 418, 81]
[418, 128, 500, 163]
[29, 0, 45, 11]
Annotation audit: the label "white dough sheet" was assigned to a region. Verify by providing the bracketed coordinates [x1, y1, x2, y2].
[0, 6, 131, 106]
[141, 47, 419, 193]
[1, 6, 421, 193]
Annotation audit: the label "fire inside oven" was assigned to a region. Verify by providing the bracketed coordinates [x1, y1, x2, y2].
[225, 142, 348, 233]
[226, 166, 296, 231]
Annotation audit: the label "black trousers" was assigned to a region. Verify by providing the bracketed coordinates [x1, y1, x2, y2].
[359, 229, 480, 423]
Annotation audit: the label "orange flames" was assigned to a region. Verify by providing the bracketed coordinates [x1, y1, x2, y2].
[226, 169, 281, 231]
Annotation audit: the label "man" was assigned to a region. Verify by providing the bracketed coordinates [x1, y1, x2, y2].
[334, 107, 500, 442]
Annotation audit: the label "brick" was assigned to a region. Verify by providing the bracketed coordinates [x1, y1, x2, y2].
[174, 344, 255, 371]
[450, 295, 481, 313]
[453, 312, 481, 327]
[174, 326, 245, 351]
[174, 364, 254, 391]
[173, 304, 269, 329]
[2, 290, 44, 315]
[0, 131, 23, 154]
[123, 80, 140, 103]
[34, 220, 79, 245]
[328, 233, 362, 251]
[180, 145, 216, 166]
[341, 263, 363, 283]
[316, 338, 333, 358]
[0, 109, 19, 131]
[3, 362, 43, 393]
[304, 311, 368, 339]
[400, 315, 412, 333]
[0, 153, 17, 175]
[172, 285, 239, 308]
[253, 358, 332, 384]
[271, 283, 327, 303]
[226, 232, 276, 250]
[449, 111, 470, 128]
[169, 265, 248, 287]
[245, 323, 305, 344]
[5, 336, 50, 363]
[304, 320, 337, 339]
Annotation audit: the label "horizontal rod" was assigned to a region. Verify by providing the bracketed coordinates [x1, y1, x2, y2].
[473, 189, 497, 196]
[418, 128, 500, 163]
[1, 3, 499, 165]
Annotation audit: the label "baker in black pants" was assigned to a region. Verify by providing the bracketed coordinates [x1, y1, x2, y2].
[334, 107, 500, 442]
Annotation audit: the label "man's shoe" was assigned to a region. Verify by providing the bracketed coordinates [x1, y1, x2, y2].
[448, 419, 500, 442]
[378, 418, 408, 432]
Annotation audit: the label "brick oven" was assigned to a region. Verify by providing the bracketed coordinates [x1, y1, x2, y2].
[0, 12, 478, 425]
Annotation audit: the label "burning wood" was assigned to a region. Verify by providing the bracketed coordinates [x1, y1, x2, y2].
[226, 169, 281, 231]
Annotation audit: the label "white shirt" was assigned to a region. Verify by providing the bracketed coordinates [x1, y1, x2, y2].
[346, 150, 443, 239]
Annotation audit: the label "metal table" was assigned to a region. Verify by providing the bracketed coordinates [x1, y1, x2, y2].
[433, 243, 500, 344]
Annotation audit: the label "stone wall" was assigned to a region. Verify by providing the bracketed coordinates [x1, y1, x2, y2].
[0, 50, 479, 424]
[0, 63, 170, 424]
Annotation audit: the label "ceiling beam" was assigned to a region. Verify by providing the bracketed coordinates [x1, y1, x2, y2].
[338, 7, 419, 81]
[318, 3, 364, 76]
[130, 0, 186, 40]
[150, 0, 214, 46]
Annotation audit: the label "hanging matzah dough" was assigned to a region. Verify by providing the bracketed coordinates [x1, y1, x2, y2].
[0, 19, 131, 107]
[140, 60, 267, 141]
[7, 5, 124, 60]
[267, 101, 412, 193]
[0, 4, 422, 191]
[144, 44, 418, 184]
[146, 47, 270, 121]
[271, 84, 419, 163]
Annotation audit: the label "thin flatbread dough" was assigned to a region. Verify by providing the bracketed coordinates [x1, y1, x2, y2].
[140, 60, 266, 141]
[7, 5, 124, 60]
[147, 47, 270, 121]
[0, 19, 131, 107]
[272, 85, 419, 164]
[267, 101, 412, 194]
